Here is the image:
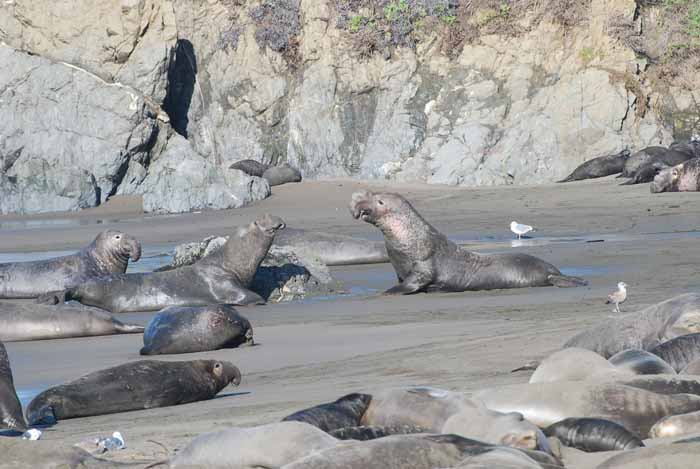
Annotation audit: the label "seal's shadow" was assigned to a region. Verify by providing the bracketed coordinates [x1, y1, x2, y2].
[215, 391, 251, 399]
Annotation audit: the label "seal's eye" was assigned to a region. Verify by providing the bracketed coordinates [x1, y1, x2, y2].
[214, 363, 221, 369]
[377, 200, 384, 205]
[115, 235, 121, 239]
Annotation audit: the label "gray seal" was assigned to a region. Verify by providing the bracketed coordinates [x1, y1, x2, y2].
[45, 214, 286, 313]
[621, 149, 695, 184]
[608, 349, 676, 375]
[651, 157, 700, 193]
[26, 359, 241, 425]
[543, 417, 644, 452]
[563, 293, 700, 357]
[282, 393, 372, 432]
[596, 439, 700, 469]
[0, 303, 143, 342]
[140, 304, 253, 355]
[620, 146, 676, 178]
[650, 409, 700, 439]
[557, 149, 630, 183]
[649, 333, 700, 372]
[0, 341, 26, 432]
[263, 164, 302, 186]
[0, 229, 141, 299]
[349, 191, 586, 293]
[229, 159, 269, 177]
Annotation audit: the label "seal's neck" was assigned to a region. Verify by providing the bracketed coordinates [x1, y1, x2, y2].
[220, 227, 274, 285]
[88, 241, 129, 274]
[376, 209, 440, 249]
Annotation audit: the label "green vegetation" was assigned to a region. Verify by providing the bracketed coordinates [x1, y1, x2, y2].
[579, 46, 595, 65]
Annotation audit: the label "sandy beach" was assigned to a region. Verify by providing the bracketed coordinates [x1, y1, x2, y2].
[1, 177, 700, 465]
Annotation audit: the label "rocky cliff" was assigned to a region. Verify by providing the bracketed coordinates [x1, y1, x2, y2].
[1, 0, 698, 214]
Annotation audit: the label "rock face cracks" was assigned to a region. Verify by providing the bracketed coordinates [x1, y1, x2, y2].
[0, 0, 696, 214]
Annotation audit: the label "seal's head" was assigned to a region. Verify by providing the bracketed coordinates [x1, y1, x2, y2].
[651, 164, 682, 193]
[206, 360, 242, 389]
[253, 214, 286, 237]
[95, 230, 142, 264]
[349, 191, 409, 225]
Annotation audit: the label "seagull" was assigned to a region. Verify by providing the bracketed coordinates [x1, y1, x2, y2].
[510, 221, 534, 239]
[606, 282, 628, 313]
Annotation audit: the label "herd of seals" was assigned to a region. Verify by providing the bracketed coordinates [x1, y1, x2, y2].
[0, 181, 698, 468]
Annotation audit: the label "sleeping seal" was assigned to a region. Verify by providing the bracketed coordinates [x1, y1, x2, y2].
[349, 191, 586, 293]
[650, 409, 700, 439]
[543, 417, 644, 452]
[0, 229, 141, 299]
[26, 359, 241, 425]
[282, 393, 372, 432]
[557, 149, 630, 182]
[44, 215, 286, 313]
[608, 349, 676, 375]
[0, 341, 26, 432]
[649, 333, 700, 372]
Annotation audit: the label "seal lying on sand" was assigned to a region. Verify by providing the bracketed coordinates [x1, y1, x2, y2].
[620, 146, 695, 178]
[651, 158, 700, 193]
[0, 341, 26, 432]
[26, 359, 241, 425]
[557, 149, 630, 183]
[519, 348, 629, 384]
[608, 349, 676, 375]
[263, 164, 302, 186]
[475, 381, 700, 437]
[650, 409, 700, 439]
[620, 149, 695, 184]
[282, 393, 372, 432]
[44, 215, 285, 312]
[563, 293, 700, 357]
[649, 333, 700, 372]
[595, 438, 700, 469]
[0, 230, 141, 299]
[0, 303, 143, 342]
[140, 304, 253, 355]
[349, 191, 586, 293]
[543, 418, 644, 452]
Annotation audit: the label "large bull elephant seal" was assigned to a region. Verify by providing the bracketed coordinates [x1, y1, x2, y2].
[0, 229, 141, 299]
[140, 304, 253, 355]
[0, 341, 26, 432]
[45, 215, 286, 313]
[557, 149, 630, 183]
[0, 303, 143, 342]
[26, 359, 241, 425]
[349, 191, 586, 293]
[563, 293, 700, 357]
[651, 157, 700, 193]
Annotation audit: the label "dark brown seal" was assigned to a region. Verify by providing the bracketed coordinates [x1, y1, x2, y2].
[0, 341, 26, 432]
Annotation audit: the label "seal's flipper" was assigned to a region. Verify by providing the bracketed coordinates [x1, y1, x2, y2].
[511, 360, 541, 372]
[233, 289, 266, 306]
[383, 271, 431, 295]
[557, 175, 575, 183]
[35, 290, 71, 305]
[115, 323, 146, 334]
[329, 424, 427, 441]
[548, 274, 588, 288]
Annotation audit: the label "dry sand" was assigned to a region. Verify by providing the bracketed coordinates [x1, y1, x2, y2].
[1, 177, 699, 466]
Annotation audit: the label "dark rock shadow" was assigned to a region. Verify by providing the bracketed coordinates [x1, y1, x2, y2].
[163, 39, 197, 138]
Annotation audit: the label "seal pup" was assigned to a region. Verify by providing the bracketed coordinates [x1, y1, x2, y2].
[0, 341, 26, 432]
[168, 421, 338, 469]
[510, 221, 534, 239]
[608, 349, 676, 375]
[650, 409, 700, 439]
[563, 293, 700, 357]
[649, 333, 700, 372]
[229, 159, 269, 177]
[606, 282, 627, 312]
[26, 359, 241, 425]
[0, 229, 141, 299]
[475, 381, 700, 437]
[359, 387, 546, 450]
[140, 304, 253, 355]
[44, 214, 286, 313]
[557, 149, 630, 182]
[262, 164, 302, 186]
[349, 191, 586, 293]
[282, 393, 372, 432]
[651, 157, 700, 193]
[543, 418, 644, 452]
[0, 303, 143, 342]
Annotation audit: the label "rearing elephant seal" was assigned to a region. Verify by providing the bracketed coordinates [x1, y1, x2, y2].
[349, 191, 586, 293]
[0, 341, 26, 432]
[45, 215, 286, 313]
[26, 359, 241, 425]
[0, 230, 141, 299]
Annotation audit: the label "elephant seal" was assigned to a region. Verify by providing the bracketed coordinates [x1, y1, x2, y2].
[359, 387, 547, 451]
[563, 293, 700, 357]
[621, 146, 677, 178]
[282, 393, 372, 432]
[557, 149, 630, 183]
[282, 434, 559, 469]
[169, 421, 337, 468]
[229, 159, 269, 177]
[140, 304, 253, 355]
[26, 359, 241, 425]
[596, 439, 700, 469]
[475, 381, 700, 437]
[45, 214, 286, 313]
[651, 157, 700, 193]
[543, 418, 644, 452]
[0, 341, 26, 432]
[620, 149, 694, 184]
[651, 409, 700, 439]
[615, 375, 700, 396]
[328, 424, 426, 441]
[263, 164, 302, 186]
[523, 348, 627, 384]
[0, 303, 143, 342]
[682, 358, 700, 375]
[649, 333, 700, 372]
[608, 349, 676, 375]
[277, 228, 388, 266]
[349, 191, 586, 293]
[0, 230, 141, 299]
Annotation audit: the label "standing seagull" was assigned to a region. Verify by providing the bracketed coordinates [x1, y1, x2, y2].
[510, 221, 534, 239]
[606, 282, 628, 313]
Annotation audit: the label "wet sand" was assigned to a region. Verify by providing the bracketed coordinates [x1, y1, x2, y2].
[1, 177, 700, 465]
